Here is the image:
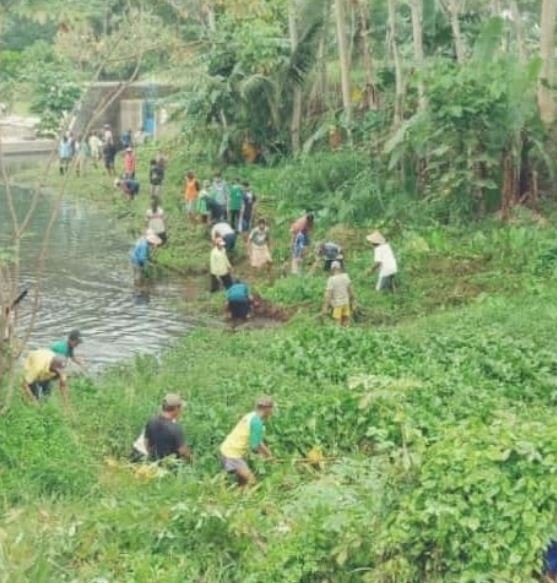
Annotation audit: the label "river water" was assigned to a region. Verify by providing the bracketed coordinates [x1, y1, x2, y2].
[1, 181, 200, 373]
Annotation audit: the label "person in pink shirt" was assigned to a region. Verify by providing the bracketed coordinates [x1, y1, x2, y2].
[123, 147, 136, 179]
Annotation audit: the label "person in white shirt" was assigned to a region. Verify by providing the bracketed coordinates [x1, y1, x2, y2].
[367, 231, 398, 291]
[211, 221, 236, 252]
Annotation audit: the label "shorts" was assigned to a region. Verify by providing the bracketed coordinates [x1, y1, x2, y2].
[332, 304, 351, 321]
[222, 457, 249, 473]
[229, 300, 250, 320]
[184, 200, 196, 213]
[378, 274, 396, 291]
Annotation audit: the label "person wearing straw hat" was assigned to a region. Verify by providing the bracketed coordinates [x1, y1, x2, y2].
[143, 393, 191, 462]
[366, 231, 398, 291]
[131, 229, 162, 285]
[323, 261, 355, 325]
[220, 397, 274, 487]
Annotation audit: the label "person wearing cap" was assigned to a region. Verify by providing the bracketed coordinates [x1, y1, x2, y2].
[225, 279, 253, 323]
[323, 261, 355, 325]
[143, 394, 192, 462]
[50, 330, 85, 369]
[123, 146, 136, 179]
[220, 397, 274, 487]
[131, 230, 162, 285]
[210, 236, 233, 292]
[115, 177, 140, 200]
[367, 231, 398, 292]
[22, 348, 68, 405]
[211, 221, 236, 253]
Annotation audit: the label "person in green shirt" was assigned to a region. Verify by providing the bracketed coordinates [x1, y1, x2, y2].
[220, 397, 273, 487]
[50, 329, 85, 370]
[228, 179, 244, 231]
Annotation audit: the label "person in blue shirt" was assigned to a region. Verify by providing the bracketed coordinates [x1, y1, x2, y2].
[115, 177, 140, 201]
[58, 136, 72, 175]
[291, 229, 310, 275]
[225, 280, 253, 323]
[131, 230, 161, 285]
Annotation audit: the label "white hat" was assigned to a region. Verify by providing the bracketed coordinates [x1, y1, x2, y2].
[145, 229, 162, 246]
[366, 231, 386, 245]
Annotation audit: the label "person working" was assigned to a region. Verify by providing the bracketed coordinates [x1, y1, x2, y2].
[115, 177, 140, 200]
[22, 349, 68, 405]
[322, 261, 355, 325]
[196, 180, 211, 224]
[50, 330, 85, 369]
[290, 212, 314, 242]
[367, 231, 398, 291]
[211, 221, 236, 252]
[210, 237, 233, 292]
[220, 396, 274, 487]
[143, 393, 192, 462]
[131, 230, 162, 284]
[291, 228, 309, 275]
[248, 219, 272, 270]
[316, 241, 344, 271]
[225, 280, 253, 323]
[145, 197, 167, 245]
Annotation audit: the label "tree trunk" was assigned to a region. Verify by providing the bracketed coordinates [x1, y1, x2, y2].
[446, 0, 465, 64]
[539, 0, 557, 126]
[289, 1, 303, 155]
[410, 0, 426, 111]
[509, 0, 526, 63]
[335, 0, 353, 143]
[388, 0, 404, 126]
[358, 0, 378, 110]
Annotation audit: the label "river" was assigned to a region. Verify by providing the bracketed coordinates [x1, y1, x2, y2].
[1, 180, 200, 373]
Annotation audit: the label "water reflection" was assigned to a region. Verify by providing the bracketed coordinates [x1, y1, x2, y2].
[0, 184, 197, 373]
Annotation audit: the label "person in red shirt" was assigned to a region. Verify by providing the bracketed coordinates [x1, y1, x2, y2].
[123, 147, 136, 179]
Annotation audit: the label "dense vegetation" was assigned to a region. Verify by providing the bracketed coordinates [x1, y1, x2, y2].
[3, 1, 557, 581]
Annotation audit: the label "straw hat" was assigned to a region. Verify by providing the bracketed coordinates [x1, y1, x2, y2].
[366, 231, 386, 245]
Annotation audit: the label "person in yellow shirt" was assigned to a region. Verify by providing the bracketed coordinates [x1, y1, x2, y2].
[210, 237, 233, 292]
[22, 349, 68, 405]
[220, 397, 273, 487]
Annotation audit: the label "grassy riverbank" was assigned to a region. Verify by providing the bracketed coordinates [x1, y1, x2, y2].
[5, 149, 557, 581]
[9, 146, 557, 324]
[3, 284, 557, 581]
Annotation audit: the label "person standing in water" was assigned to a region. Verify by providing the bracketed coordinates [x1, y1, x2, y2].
[131, 230, 162, 285]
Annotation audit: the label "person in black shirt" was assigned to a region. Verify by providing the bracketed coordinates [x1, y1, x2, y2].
[149, 158, 165, 197]
[144, 393, 192, 462]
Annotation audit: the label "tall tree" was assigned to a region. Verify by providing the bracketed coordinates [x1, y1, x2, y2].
[335, 0, 353, 142]
[358, 0, 377, 110]
[538, 0, 557, 125]
[444, 0, 465, 63]
[388, 0, 404, 126]
[289, 0, 303, 154]
[409, 0, 426, 111]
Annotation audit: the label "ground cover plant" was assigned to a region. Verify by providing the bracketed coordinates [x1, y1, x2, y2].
[2, 275, 557, 581]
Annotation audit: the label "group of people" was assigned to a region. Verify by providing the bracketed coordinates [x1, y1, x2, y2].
[130, 393, 274, 487]
[21, 333, 273, 487]
[58, 125, 140, 178]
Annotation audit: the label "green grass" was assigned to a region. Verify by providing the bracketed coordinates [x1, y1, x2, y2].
[5, 149, 557, 581]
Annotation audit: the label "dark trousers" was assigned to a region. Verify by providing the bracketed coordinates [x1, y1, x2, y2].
[229, 300, 250, 320]
[210, 273, 233, 293]
[29, 380, 52, 400]
[229, 209, 241, 231]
